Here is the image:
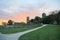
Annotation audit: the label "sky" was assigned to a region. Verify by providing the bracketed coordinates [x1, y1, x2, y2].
[0, 0, 60, 23]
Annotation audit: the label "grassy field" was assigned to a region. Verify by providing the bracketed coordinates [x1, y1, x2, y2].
[19, 25, 60, 40]
[0, 24, 41, 34]
[0, 27, 36, 34]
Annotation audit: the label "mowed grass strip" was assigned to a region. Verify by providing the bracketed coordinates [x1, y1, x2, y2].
[0, 27, 36, 34]
[19, 25, 60, 40]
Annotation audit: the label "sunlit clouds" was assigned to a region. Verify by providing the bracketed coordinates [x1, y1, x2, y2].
[0, 0, 60, 22]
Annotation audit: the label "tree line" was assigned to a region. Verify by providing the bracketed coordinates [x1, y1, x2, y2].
[2, 10, 60, 26]
[29, 10, 60, 24]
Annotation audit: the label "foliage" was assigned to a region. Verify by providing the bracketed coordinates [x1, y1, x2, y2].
[41, 10, 60, 24]
[55, 11, 60, 24]
[7, 20, 14, 25]
[29, 16, 41, 24]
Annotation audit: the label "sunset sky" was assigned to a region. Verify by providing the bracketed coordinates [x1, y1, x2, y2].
[0, 0, 60, 23]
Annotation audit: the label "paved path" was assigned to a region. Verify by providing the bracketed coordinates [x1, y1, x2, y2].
[0, 25, 47, 40]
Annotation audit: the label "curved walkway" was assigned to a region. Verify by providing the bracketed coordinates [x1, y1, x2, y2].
[0, 25, 47, 40]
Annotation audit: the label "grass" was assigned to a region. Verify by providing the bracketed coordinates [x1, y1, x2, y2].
[19, 25, 60, 40]
[0, 27, 36, 34]
[0, 25, 41, 34]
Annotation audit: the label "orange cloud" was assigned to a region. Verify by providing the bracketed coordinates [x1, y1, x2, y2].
[12, 12, 35, 23]
[0, 11, 42, 24]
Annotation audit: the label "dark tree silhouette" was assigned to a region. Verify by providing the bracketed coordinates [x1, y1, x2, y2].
[41, 10, 60, 24]
[30, 19, 34, 22]
[29, 16, 41, 24]
[34, 16, 41, 24]
[42, 13, 46, 18]
[29, 10, 60, 24]
[56, 11, 60, 24]
[7, 20, 13, 25]
[41, 16, 48, 24]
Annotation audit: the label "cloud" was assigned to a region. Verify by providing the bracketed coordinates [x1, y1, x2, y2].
[0, 0, 46, 14]
[0, 0, 60, 22]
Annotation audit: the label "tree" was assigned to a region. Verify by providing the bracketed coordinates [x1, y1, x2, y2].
[29, 16, 41, 24]
[48, 13, 56, 24]
[34, 16, 41, 24]
[41, 12, 56, 24]
[42, 13, 46, 18]
[30, 19, 34, 22]
[29, 19, 35, 24]
[56, 11, 60, 24]
[41, 16, 48, 24]
[7, 20, 13, 25]
[41, 10, 60, 24]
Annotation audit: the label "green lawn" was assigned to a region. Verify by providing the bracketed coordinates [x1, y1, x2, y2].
[0, 24, 41, 34]
[19, 25, 60, 40]
[0, 27, 36, 34]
